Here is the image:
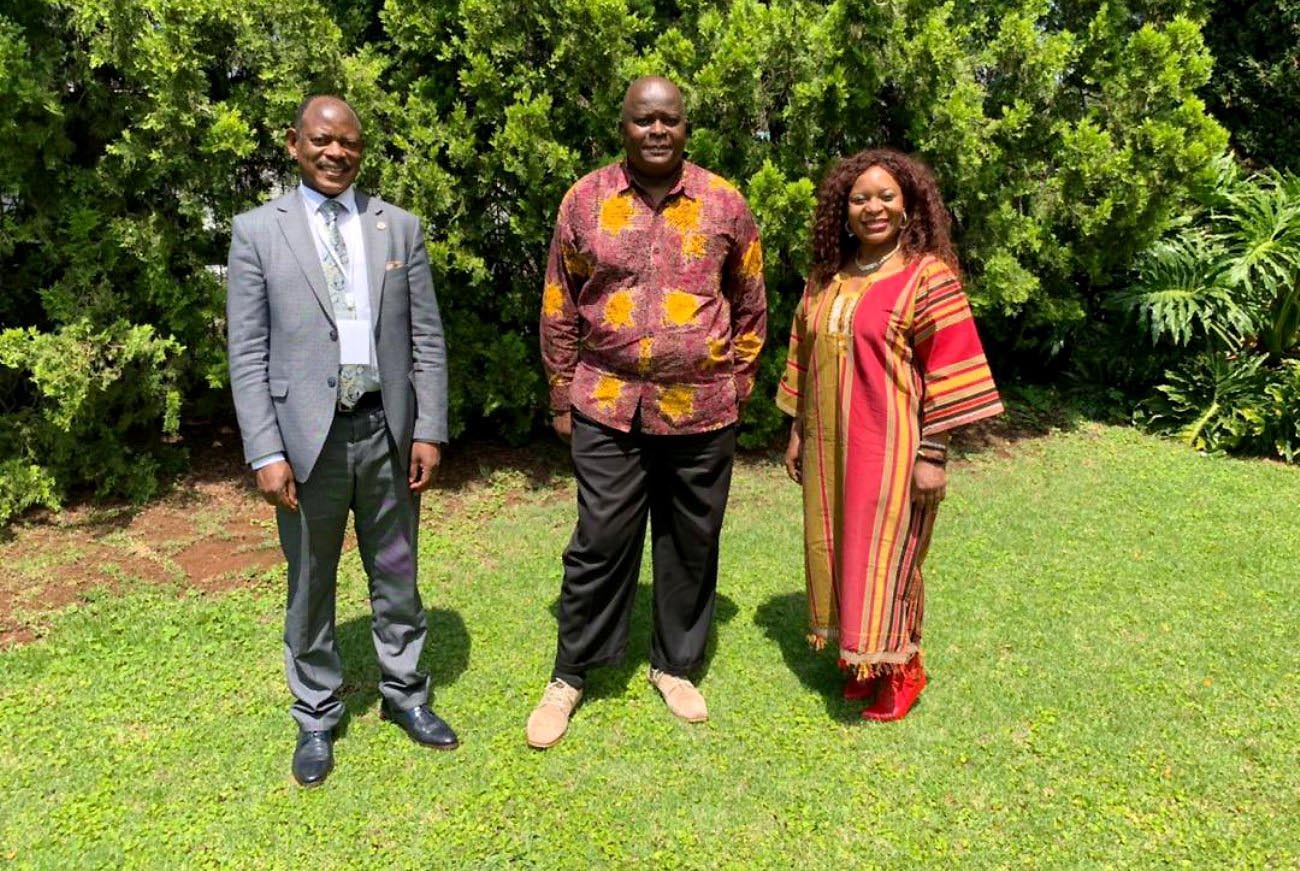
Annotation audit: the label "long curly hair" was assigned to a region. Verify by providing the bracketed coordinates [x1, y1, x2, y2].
[809, 148, 958, 284]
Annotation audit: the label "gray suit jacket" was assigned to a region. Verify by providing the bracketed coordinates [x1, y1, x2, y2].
[227, 188, 448, 482]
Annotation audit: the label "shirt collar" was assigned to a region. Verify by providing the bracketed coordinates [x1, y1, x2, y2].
[298, 182, 357, 216]
[617, 160, 698, 200]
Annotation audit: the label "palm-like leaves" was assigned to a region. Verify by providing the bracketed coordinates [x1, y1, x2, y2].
[1130, 164, 1300, 459]
[1124, 168, 1300, 356]
[1217, 173, 1300, 355]
[1145, 353, 1268, 451]
[1115, 232, 1251, 347]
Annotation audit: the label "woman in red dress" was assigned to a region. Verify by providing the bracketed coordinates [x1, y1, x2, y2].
[776, 149, 1003, 721]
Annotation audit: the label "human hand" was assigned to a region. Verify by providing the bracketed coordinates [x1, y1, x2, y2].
[911, 458, 947, 510]
[552, 411, 572, 443]
[409, 441, 442, 492]
[784, 424, 803, 484]
[256, 460, 298, 511]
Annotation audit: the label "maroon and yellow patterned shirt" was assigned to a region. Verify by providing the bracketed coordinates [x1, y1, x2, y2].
[540, 161, 767, 435]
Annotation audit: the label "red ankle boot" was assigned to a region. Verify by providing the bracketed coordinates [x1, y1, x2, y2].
[843, 674, 881, 702]
[861, 657, 926, 721]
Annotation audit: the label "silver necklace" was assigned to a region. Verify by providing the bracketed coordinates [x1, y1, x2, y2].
[854, 242, 900, 274]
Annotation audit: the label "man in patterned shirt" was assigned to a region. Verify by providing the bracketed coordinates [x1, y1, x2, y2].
[527, 76, 767, 749]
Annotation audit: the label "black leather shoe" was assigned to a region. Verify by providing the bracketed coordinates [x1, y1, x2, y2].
[292, 729, 334, 787]
[381, 701, 459, 750]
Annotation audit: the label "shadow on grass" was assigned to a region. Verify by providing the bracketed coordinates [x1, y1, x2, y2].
[544, 583, 739, 702]
[753, 592, 861, 724]
[432, 439, 573, 497]
[336, 605, 470, 721]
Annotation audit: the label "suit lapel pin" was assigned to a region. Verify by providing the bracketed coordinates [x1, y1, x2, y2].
[376, 221, 387, 230]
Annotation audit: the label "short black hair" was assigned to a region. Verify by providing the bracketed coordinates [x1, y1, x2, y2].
[292, 94, 355, 130]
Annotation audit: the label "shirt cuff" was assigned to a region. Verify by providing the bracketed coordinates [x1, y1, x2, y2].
[548, 382, 573, 415]
[250, 452, 286, 471]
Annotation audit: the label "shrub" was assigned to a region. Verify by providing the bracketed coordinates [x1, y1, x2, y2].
[0, 321, 185, 514]
[376, 0, 1226, 446]
[1202, 0, 1300, 172]
[0, 0, 357, 520]
[1123, 161, 1300, 457]
[0, 0, 1230, 517]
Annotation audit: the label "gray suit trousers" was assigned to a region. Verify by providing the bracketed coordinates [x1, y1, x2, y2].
[278, 403, 429, 730]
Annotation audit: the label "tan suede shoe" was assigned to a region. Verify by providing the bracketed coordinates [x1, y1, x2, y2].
[648, 667, 708, 723]
[525, 679, 583, 749]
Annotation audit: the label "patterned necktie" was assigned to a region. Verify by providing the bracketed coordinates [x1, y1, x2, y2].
[318, 199, 366, 409]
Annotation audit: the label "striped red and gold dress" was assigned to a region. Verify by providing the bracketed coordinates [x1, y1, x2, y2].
[776, 255, 1003, 676]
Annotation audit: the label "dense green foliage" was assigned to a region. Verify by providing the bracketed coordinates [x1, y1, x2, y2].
[372, 0, 1227, 445]
[0, 0, 359, 518]
[1120, 161, 1300, 457]
[0, 0, 1232, 519]
[1201, 0, 1300, 172]
[1, 429, 1297, 864]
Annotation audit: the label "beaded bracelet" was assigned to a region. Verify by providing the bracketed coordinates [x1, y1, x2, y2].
[916, 436, 948, 465]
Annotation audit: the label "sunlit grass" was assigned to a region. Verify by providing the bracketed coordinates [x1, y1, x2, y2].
[0, 424, 1295, 867]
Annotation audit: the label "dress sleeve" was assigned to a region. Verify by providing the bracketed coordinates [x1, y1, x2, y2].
[911, 260, 1004, 437]
[775, 278, 813, 420]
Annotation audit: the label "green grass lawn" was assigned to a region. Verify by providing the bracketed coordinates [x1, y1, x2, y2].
[1, 424, 1295, 868]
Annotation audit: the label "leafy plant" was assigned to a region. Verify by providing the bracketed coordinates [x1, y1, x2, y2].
[1124, 163, 1300, 457]
[0, 320, 185, 521]
[1202, 0, 1300, 172]
[1218, 172, 1300, 355]
[0, 0, 1231, 516]
[1140, 352, 1269, 452]
[1113, 231, 1251, 348]
[0, 0, 353, 519]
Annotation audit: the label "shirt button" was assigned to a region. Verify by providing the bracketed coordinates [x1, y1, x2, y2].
[329, 329, 338, 341]
[327, 376, 337, 388]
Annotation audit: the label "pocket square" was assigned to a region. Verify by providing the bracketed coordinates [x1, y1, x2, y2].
[385, 260, 405, 271]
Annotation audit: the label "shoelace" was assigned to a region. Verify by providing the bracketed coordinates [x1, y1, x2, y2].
[542, 680, 578, 707]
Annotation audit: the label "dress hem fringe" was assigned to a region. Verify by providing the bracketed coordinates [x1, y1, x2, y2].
[807, 629, 919, 679]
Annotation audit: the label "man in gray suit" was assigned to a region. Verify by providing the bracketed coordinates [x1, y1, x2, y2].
[227, 94, 458, 787]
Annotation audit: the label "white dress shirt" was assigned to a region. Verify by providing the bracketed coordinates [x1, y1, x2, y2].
[298, 183, 371, 327]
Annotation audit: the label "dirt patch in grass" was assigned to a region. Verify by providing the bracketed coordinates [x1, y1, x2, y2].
[0, 436, 576, 649]
[173, 537, 282, 590]
[0, 402, 1060, 650]
[0, 527, 174, 647]
[129, 505, 196, 549]
[0, 592, 36, 648]
[0, 440, 287, 648]
[950, 416, 1038, 461]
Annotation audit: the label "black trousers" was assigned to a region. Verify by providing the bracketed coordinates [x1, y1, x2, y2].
[552, 411, 737, 687]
